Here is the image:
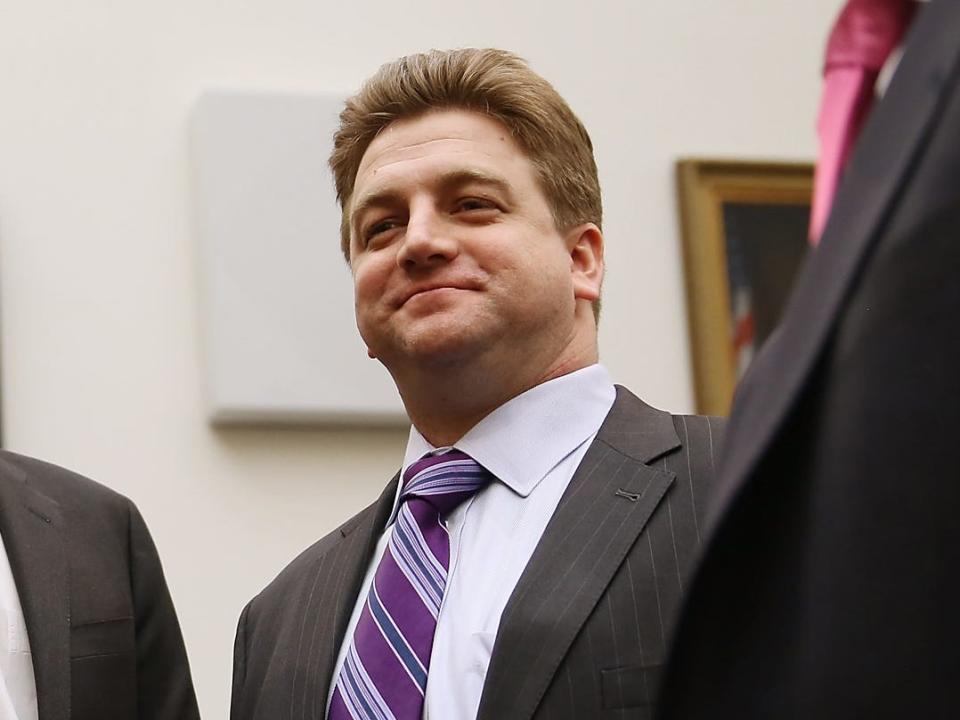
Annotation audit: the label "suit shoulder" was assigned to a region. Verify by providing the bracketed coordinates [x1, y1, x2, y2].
[663, 414, 725, 502]
[670, 413, 726, 453]
[0, 449, 132, 515]
[246, 500, 379, 616]
[670, 412, 725, 461]
[605, 386, 725, 466]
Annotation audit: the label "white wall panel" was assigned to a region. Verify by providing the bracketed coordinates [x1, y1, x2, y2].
[192, 91, 405, 423]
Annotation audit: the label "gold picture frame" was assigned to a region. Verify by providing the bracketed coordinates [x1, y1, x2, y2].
[677, 159, 814, 416]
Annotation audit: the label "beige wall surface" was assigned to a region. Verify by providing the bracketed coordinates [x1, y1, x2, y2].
[0, 1, 837, 716]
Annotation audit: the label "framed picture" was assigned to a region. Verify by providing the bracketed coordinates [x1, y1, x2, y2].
[676, 159, 814, 416]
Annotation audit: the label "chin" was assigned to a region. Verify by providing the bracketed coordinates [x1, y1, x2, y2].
[380, 325, 488, 372]
[406, 335, 479, 368]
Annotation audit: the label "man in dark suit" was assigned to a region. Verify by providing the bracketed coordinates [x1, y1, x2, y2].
[658, 1, 960, 717]
[0, 450, 200, 719]
[231, 49, 723, 720]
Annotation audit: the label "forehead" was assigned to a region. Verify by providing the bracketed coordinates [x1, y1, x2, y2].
[352, 109, 536, 198]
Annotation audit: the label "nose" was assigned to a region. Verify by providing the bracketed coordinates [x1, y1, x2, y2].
[397, 205, 458, 270]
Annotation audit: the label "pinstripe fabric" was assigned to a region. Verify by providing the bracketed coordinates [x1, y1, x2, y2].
[231, 387, 723, 720]
[477, 388, 722, 720]
[232, 479, 399, 720]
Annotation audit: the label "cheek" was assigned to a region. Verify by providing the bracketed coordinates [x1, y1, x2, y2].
[515, 244, 572, 288]
[352, 271, 382, 346]
[352, 258, 390, 307]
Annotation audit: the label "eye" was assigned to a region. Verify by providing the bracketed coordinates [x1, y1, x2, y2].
[454, 197, 500, 213]
[363, 218, 402, 246]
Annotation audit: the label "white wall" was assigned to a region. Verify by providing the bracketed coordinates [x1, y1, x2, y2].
[0, 1, 837, 716]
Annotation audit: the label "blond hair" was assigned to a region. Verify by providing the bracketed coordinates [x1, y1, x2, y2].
[329, 48, 602, 262]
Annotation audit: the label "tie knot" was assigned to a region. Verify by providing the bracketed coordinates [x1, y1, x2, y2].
[826, 0, 917, 71]
[401, 450, 491, 517]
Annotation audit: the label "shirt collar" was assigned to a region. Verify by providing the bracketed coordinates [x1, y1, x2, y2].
[400, 364, 616, 502]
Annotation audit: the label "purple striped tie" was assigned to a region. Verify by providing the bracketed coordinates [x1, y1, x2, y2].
[329, 450, 492, 720]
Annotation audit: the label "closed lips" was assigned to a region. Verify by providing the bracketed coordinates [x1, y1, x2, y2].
[399, 282, 480, 306]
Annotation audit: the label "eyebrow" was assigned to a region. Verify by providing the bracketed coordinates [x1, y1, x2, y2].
[349, 169, 514, 235]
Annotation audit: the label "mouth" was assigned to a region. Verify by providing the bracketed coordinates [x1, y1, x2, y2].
[397, 281, 480, 308]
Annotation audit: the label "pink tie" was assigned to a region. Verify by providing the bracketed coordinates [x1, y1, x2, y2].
[809, 0, 917, 244]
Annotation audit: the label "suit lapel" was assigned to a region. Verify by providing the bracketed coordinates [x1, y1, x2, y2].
[705, 0, 960, 537]
[310, 474, 399, 703]
[477, 388, 679, 720]
[0, 459, 70, 720]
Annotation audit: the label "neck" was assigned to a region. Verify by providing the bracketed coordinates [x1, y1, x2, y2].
[397, 342, 598, 448]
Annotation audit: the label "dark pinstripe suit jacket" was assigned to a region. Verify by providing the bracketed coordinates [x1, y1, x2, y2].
[231, 386, 723, 720]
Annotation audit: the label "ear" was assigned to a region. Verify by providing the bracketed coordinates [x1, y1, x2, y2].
[565, 223, 604, 302]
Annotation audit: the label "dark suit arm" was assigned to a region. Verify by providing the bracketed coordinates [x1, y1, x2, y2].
[127, 500, 201, 719]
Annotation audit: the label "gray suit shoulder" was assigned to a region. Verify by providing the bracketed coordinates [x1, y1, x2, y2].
[246, 496, 381, 616]
[0, 448, 134, 516]
[668, 413, 726, 494]
[604, 385, 725, 471]
[234, 491, 387, 710]
[670, 413, 726, 464]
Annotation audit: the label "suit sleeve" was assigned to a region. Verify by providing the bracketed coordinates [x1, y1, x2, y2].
[127, 500, 202, 719]
[230, 603, 251, 720]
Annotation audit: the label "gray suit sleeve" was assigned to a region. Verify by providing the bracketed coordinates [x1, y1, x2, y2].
[127, 501, 202, 720]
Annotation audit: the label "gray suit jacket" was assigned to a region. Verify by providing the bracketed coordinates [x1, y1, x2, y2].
[232, 386, 723, 719]
[0, 451, 200, 720]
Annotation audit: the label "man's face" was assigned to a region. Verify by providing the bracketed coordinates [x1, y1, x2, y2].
[348, 109, 600, 382]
